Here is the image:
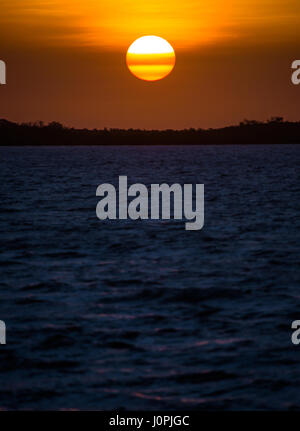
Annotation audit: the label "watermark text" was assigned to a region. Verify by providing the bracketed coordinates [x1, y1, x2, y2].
[96, 176, 204, 231]
[0, 60, 6, 85]
[0, 320, 6, 344]
[291, 60, 300, 85]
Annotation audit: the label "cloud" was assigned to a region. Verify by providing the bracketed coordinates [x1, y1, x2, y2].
[1, 0, 299, 50]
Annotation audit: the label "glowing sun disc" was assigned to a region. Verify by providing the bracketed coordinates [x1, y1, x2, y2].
[126, 36, 175, 81]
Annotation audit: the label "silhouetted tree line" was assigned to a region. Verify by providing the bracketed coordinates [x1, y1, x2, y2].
[0, 117, 300, 146]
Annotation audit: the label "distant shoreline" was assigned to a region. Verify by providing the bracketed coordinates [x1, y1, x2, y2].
[1, 118, 300, 146]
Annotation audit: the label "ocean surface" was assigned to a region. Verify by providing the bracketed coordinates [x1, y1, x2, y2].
[0, 144, 299, 410]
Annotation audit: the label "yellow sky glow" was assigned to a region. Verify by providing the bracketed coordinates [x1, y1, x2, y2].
[1, 0, 300, 50]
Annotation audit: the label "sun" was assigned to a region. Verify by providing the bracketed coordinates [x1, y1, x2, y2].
[126, 36, 175, 82]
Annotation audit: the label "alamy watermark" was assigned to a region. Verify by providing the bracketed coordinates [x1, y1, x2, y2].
[291, 60, 300, 85]
[96, 176, 204, 231]
[0, 60, 6, 85]
[291, 320, 300, 345]
[0, 320, 6, 344]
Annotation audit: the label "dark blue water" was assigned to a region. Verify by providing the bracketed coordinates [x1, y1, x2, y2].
[0, 144, 300, 410]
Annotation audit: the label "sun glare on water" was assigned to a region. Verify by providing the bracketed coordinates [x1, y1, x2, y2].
[126, 36, 176, 82]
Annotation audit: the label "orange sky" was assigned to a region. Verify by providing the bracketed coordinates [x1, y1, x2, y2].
[0, 0, 299, 129]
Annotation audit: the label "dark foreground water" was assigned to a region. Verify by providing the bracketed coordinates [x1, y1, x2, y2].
[0, 144, 300, 410]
